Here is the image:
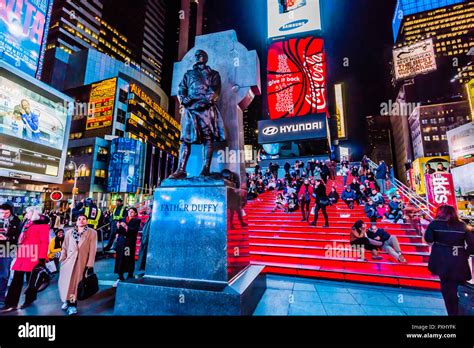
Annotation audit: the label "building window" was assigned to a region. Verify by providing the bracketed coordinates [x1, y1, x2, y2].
[424, 136, 431, 142]
[421, 119, 428, 125]
[432, 135, 440, 141]
[441, 134, 447, 140]
[97, 147, 108, 162]
[430, 119, 437, 124]
[117, 109, 126, 124]
[115, 129, 124, 137]
[119, 89, 128, 104]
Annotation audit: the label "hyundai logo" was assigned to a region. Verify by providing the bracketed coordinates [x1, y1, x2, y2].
[262, 126, 279, 136]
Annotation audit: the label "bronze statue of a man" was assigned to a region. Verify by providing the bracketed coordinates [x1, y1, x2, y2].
[170, 50, 226, 179]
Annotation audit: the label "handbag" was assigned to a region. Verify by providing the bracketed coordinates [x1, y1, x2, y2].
[28, 264, 51, 293]
[45, 260, 57, 273]
[77, 268, 99, 301]
[319, 198, 330, 206]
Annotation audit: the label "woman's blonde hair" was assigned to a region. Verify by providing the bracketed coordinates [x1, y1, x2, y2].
[25, 206, 42, 222]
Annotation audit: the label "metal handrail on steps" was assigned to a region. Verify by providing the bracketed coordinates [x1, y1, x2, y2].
[366, 159, 435, 221]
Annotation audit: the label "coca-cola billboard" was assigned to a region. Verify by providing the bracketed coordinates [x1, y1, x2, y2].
[425, 173, 458, 215]
[267, 37, 327, 119]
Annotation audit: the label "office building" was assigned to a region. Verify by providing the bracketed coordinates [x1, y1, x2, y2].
[409, 100, 471, 158]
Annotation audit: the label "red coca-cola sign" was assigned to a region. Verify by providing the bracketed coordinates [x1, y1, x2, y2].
[267, 37, 327, 119]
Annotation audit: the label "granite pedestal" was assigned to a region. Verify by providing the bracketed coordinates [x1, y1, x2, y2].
[114, 178, 266, 315]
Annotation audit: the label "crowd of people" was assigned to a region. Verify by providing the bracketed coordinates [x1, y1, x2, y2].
[0, 197, 151, 315]
[248, 159, 405, 226]
[0, 156, 473, 317]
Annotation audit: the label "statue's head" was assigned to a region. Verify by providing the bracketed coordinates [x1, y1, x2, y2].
[194, 50, 208, 65]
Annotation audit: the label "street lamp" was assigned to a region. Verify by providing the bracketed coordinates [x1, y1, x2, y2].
[68, 161, 86, 226]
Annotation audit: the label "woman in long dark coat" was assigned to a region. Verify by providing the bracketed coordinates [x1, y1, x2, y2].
[424, 205, 474, 316]
[113, 208, 141, 286]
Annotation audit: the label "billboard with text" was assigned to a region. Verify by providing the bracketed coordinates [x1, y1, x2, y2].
[267, 37, 327, 119]
[0, 0, 51, 77]
[267, 0, 322, 39]
[393, 39, 437, 80]
[0, 62, 71, 183]
[258, 113, 327, 144]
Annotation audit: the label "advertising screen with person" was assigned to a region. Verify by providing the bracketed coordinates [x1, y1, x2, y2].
[0, 63, 71, 183]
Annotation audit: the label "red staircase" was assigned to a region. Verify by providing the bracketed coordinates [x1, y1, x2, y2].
[246, 176, 439, 290]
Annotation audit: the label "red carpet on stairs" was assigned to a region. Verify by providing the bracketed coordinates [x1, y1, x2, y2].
[246, 176, 440, 290]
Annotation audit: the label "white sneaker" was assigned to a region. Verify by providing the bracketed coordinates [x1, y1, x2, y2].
[66, 306, 77, 316]
[113, 279, 120, 288]
[61, 302, 68, 311]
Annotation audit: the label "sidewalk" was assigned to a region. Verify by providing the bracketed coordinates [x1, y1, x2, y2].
[0, 257, 117, 316]
[254, 275, 447, 316]
[1, 260, 447, 316]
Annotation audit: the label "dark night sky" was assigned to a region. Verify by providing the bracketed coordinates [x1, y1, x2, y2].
[204, 0, 397, 160]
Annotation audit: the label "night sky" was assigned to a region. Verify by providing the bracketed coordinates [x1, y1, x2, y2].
[204, 0, 397, 160]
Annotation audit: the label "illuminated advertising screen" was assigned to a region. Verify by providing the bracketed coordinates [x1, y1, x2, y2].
[86, 78, 117, 130]
[0, 62, 71, 183]
[267, 0, 322, 39]
[393, 39, 437, 80]
[446, 122, 474, 164]
[267, 37, 327, 119]
[0, 0, 51, 77]
[334, 83, 347, 139]
[258, 113, 327, 144]
[467, 79, 474, 119]
[126, 83, 180, 157]
[107, 138, 144, 193]
[412, 156, 450, 195]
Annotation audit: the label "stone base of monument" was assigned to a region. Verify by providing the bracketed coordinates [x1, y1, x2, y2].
[114, 265, 266, 316]
[113, 178, 266, 315]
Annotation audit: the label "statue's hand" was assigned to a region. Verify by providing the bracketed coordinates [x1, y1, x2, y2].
[181, 96, 192, 106]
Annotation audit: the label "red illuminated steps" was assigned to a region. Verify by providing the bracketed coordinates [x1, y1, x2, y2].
[246, 180, 439, 290]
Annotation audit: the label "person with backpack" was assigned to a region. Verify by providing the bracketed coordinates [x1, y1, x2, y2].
[1, 206, 49, 312]
[298, 179, 313, 222]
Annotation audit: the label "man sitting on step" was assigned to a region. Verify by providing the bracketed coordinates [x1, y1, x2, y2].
[341, 186, 357, 210]
[367, 222, 407, 263]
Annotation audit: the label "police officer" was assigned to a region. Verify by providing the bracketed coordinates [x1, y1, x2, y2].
[72, 198, 102, 230]
[104, 198, 127, 252]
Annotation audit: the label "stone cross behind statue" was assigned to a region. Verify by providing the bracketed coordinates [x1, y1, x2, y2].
[171, 30, 261, 189]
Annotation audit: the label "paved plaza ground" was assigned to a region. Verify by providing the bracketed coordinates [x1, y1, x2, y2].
[0, 259, 446, 316]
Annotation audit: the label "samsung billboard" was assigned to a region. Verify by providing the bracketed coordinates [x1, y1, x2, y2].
[0, 61, 72, 184]
[267, 0, 322, 40]
[258, 113, 327, 144]
[0, 0, 53, 77]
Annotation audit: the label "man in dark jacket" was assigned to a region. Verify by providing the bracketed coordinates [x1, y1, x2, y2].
[320, 162, 330, 184]
[284, 162, 291, 175]
[364, 198, 379, 222]
[0, 203, 22, 301]
[375, 160, 388, 194]
[367, 223, 406, 263]
[341, 186, 356, 209]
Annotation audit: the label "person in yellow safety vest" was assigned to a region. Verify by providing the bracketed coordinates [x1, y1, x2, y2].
[104, 198, 127, 252]
[84, 204, 102, 229]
